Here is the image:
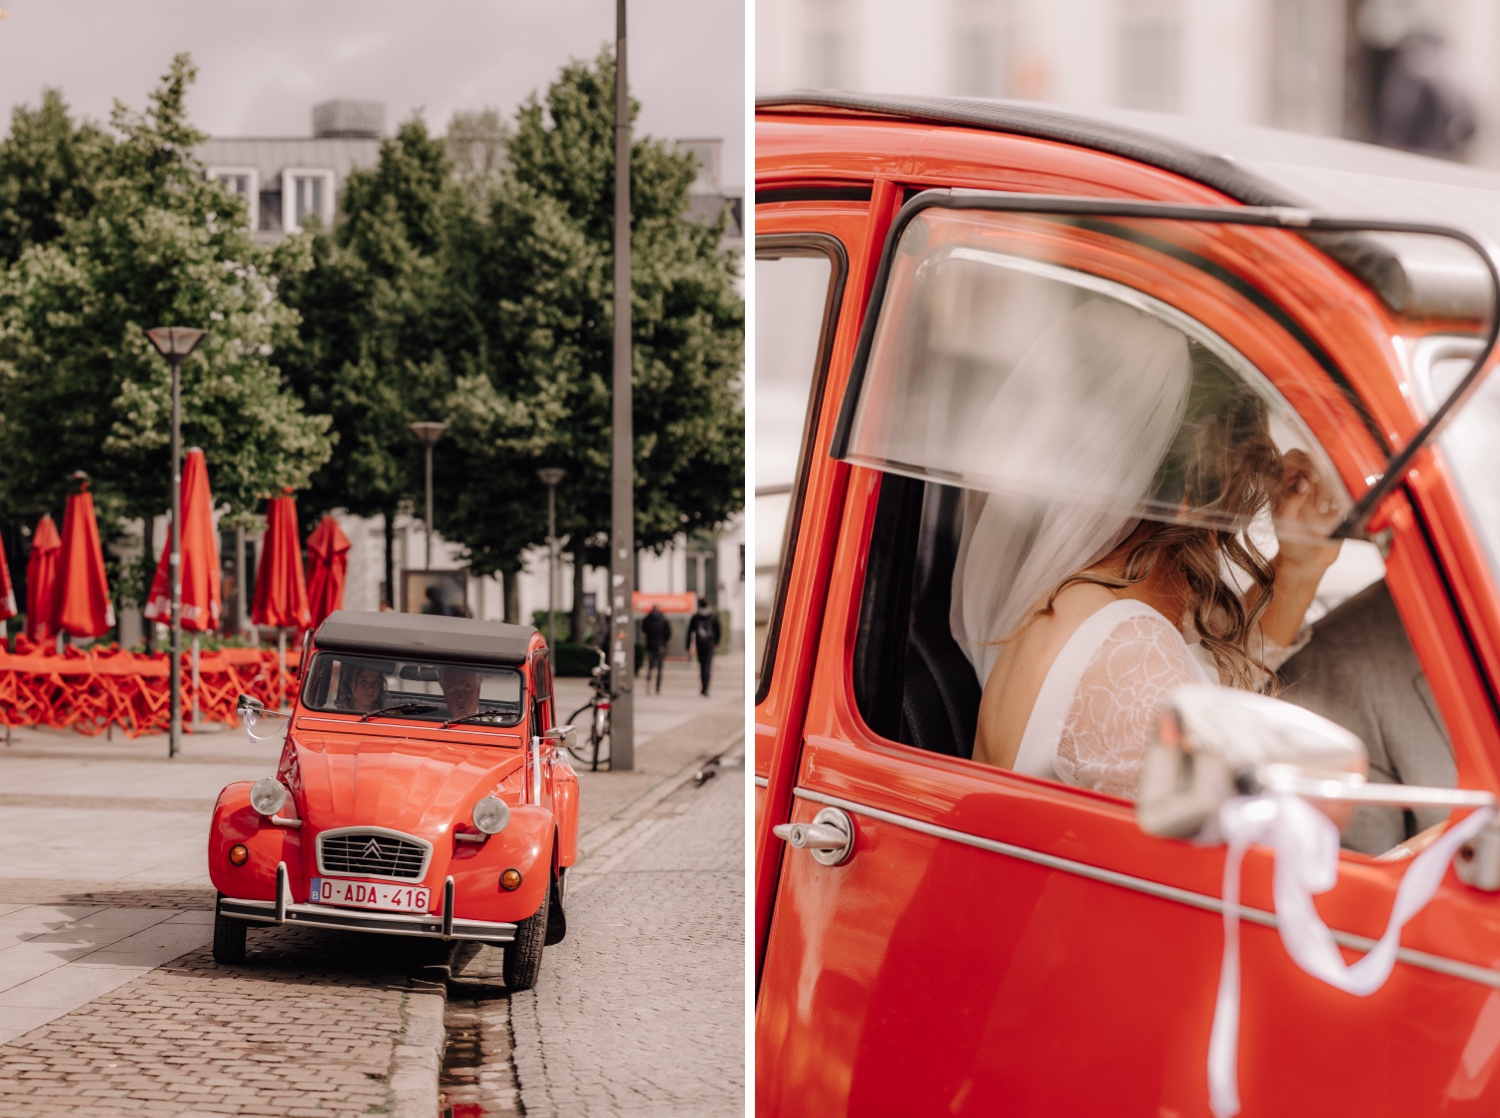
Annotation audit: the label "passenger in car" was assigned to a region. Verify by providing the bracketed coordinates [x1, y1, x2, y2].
[438, 667, 482, 721]
[1279, 580, 1456, 855]
[966, 302, 1344, 795]
[340, 664, 388, 714]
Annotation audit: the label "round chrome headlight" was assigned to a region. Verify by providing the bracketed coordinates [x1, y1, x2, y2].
[472, 796, 510, 835]
[249, 777, 288, 817]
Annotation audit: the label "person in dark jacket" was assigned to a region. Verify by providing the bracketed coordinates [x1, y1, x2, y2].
[641, 605, 671, 693]
[685, 597, 721, 697]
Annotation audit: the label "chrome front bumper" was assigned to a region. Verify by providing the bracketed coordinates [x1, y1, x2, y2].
[218, 863, 517, 945]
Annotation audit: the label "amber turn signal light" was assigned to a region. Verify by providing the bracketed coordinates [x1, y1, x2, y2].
[500, 868, 522, 891]
[228, 844, 250, 866]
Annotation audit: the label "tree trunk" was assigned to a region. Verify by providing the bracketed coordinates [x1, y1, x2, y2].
[384, 511, 396, 610]
[503, 569, 519, 624]
[569, 557, 587, 644]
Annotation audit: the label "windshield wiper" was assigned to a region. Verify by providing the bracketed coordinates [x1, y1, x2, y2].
[359, 702, 438, 722]
[442, 708, 513, 730]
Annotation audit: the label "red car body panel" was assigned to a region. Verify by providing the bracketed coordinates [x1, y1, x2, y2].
[209, 627, 578, 935]
[755, 103, 1500, 1115]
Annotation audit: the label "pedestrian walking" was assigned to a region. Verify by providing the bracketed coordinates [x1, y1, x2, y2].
[641, 604, 671, 693]
[685, 597, 721, 697]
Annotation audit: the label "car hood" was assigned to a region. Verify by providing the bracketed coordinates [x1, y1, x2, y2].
[288, 733, 523, 838]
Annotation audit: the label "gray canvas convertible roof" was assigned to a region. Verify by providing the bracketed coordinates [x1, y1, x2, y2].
[758, 92, 1500, 317]
[314, 611, 536, 667]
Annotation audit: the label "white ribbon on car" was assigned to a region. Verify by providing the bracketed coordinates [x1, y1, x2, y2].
[1207, 794, 1494, 1118]
[242, 705, 284, 744]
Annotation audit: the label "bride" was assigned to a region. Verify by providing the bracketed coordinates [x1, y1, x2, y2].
[957, 300, 1343, 795]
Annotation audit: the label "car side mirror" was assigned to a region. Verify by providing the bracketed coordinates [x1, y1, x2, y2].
[236, 693, 286, 720]
[543, 725, 577, 749]
[1136, 684, 1367, 840]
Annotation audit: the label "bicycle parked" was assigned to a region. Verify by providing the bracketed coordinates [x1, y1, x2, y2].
[565, 648, 612, 771]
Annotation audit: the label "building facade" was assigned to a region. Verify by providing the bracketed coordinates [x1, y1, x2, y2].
[756, 0, 1500, 166]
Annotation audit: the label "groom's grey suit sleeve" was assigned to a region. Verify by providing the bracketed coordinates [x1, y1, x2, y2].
[1277, 580, 1456, 856]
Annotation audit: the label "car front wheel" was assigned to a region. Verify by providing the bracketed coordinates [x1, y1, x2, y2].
[213, 904, 247, 965]
[503, 876, 549, 991]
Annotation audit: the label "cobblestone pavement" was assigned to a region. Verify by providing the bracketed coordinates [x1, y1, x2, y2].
[446, 655, 746, 1118]
[0, 650, 746, 1116]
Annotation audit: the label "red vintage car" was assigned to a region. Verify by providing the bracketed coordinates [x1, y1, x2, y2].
[755, 93, 1500, 1115]
[209, 611, 579, 990]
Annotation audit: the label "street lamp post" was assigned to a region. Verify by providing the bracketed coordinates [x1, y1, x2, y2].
[611, 0, 635, 771]
[145, 326, 207, 760]
[537, 469, 566, 651]
[409, 422, 448, 572]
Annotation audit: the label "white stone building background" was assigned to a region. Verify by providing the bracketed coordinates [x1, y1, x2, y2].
[756, 0, 1500, 167]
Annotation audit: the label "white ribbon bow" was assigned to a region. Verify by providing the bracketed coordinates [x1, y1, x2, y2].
[1208, 794, 1494, 1118]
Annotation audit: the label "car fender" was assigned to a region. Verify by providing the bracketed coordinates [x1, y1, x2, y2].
[207, 781, 306, 901]
[445, 804, 555, 924]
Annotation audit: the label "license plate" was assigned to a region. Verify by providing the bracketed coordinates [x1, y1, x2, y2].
[309, 877, 431, 913]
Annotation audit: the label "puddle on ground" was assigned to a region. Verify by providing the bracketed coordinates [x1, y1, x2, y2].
[439, 988, 519, 1118]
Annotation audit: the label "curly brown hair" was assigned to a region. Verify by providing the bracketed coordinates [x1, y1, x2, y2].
[1036, 375, 1284, 691]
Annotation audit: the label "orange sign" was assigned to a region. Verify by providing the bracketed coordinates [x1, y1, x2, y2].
[633, 592, 697, 613]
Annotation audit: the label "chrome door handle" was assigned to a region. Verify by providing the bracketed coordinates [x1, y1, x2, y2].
[773, 807, 855, 866]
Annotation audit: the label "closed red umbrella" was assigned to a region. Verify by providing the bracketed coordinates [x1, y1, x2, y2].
[0, 532, 15, 623]
[305, 515, 351, 630]
[51, 474, 115, 639]
[23, 516, 59, 641]
[143, 448, 222, 632]
[251, 493, 310, 631]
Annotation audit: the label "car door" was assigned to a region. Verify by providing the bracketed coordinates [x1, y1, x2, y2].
[753, 179, 903, 968]
[755, 191, 1500, 1116]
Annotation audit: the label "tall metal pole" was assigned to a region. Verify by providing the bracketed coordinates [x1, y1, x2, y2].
[610, 0, 635, 770]
[547, 483, 557, 652]
[424, 443, 434, 570]
[168, 356, 183, 759]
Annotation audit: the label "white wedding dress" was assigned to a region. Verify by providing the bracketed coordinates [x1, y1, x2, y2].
[1010, 599, 1214, 797]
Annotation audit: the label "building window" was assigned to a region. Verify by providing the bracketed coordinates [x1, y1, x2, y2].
[205, 167, 259, 230]
[1119, 0, 1182, 112]
[280, 169, 336, 233]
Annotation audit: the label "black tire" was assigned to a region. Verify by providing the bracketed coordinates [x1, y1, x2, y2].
[213, 906, 247, 965]
[591, 706, 611, 770]
[503, 876, 549, 991]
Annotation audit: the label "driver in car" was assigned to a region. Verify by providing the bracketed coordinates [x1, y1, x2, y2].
[439, 667, 482, 721]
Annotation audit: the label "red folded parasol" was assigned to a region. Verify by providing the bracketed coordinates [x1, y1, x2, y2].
[143, 448, 222, 632]
[0, 531, 15, 622]
[305, 514, 351, 630]
[251, 493, 310, 630]
[51, 475, 115, 639]
[24, 515, 61, 642]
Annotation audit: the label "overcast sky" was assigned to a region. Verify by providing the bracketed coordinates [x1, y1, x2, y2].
[0, 0, 746, 186]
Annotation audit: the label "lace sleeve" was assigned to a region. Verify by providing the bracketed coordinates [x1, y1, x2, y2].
[1055, 612, 1208, 798]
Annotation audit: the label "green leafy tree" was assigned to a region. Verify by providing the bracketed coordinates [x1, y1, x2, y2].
[0, 55, 332, 603]
[276, 116, 480, 606]
[444, 48, 744, 636]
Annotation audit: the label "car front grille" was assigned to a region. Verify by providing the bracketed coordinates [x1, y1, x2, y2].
[319, 831, 429, 880]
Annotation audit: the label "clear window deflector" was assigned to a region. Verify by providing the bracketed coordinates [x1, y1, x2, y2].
[833, 193, 1500, 542]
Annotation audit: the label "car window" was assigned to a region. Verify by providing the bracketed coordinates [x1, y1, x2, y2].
[842, 215, 1456, 857]
[755, 236, 847, 699]
[301, 652, 524, 727]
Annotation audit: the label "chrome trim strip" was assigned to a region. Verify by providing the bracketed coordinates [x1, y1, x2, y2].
[442, 877, 455, 938]
[316, 825, 434, 882]
[219, 896, 517, 944]
[754, 776, 769, 789]
[793, 787, 1500, 991]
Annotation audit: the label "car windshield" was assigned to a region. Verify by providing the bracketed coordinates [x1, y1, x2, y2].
[300, 652, 524, 726]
